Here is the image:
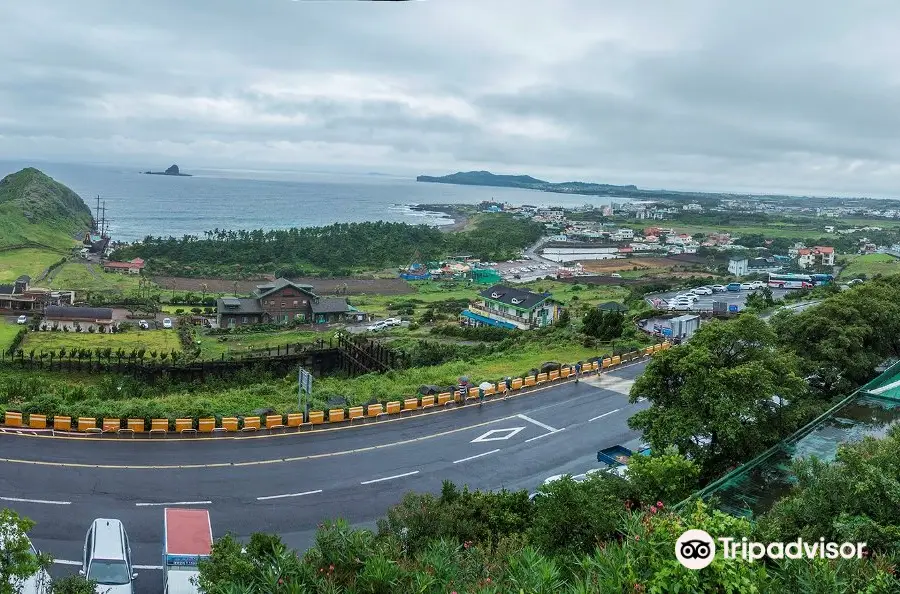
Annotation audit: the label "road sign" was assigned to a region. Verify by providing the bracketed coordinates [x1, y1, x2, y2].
[299, 368, 313, 394]
[298, 368, 313, 422]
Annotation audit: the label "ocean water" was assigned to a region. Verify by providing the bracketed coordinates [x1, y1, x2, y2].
[0, 161, 618, 242]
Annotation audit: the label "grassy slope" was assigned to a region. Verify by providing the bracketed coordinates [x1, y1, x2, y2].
[0, 319, 20, 352]
[838, 254, 900, 279]
[0, 167, 93, 251]
[47, 261, 145, 293]
[0, 248, 64, 283]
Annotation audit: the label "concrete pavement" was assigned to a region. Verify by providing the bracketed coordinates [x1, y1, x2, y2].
[1, 362, 649, 594]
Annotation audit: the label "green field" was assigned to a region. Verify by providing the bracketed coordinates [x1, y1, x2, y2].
[47, 261, 146, 293]
[0, 248, 65, 283]
[838, 254, 900, 279]
[21, 329, 181, 354]
[196, 328, 324, 359]
[0, 319, 21, 352]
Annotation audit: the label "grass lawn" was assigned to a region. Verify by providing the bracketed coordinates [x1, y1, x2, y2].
[0, 319, 21, 353]
[21, 329, 181, 355]
[47, 262, 148, 293]
[838, 254, 900, 279]
[196, 328, 324, 359]
[0, 248, 66, 283]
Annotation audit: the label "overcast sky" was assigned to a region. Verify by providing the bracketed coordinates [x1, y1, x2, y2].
[2, 1, 899, 196]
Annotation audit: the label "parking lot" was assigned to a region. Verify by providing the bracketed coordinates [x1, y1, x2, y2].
[649, 285, 794, 312]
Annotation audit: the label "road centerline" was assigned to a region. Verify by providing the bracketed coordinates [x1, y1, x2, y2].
[516, 414, 558, 433]
[453, 449, 501, 464]
[256, 490, 323, 501]
[360, 470, 419, 485]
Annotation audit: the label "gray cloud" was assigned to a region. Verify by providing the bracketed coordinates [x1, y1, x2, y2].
[1, 0, 900, 195]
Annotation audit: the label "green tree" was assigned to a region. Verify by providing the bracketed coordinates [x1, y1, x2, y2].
[0, 509, 49, 594]
[628, 314, 809, 478]
[49, 575, 97, 594]
[581, 308, 624, 341]
[625, 447, 701, 505]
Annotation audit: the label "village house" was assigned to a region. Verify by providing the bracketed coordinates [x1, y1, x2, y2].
[796, 246, 835, 269]
[44, 305, 114, 328]
[0, 276, 75, 314]
[215, 278, 360, 328]
[460, 284, 559, 330]
[102, 258, 145, 274]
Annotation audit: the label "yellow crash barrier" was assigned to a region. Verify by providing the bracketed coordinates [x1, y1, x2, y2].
[536, 373, 548, 383]
[421, 395, 435, 408]
[467, 387, 480, 400]
[524, 376, 536, 387]
[28, 414, 47, 429]
[367, 403, 383, 417]
[348, 407, 364, 421]
[175, 418, 194, 433]
[78, 417, 98, 432]
[437, 392, 452, 406]
[53, 416, 71, 431]
[102, 418, 121, 432]
[549, 370, 560, 381]
[386, 401, 401, 415]
[3, 411, 22, 427]
[242, 416, 261, 431]
[328, 408, 345, 423]
[403, 398, 419, 411]
[150, 419, 169, 433]
[127, 418, 145, 433]
[308, 411, 325, 425]
[221, 417, 239, 432]
[286, 413, 303, 428]
[611, 356, 621, 365]
[199, 418, 216, 433]
[512, 378, 523, 390]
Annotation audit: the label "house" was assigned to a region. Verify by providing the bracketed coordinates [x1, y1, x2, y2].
[796, 246, 835, 269]
[44, 306, 114, 327]
[748, 257, 783, 274]
[460, 284, 559, 330]
[102, 258, 145, 274]
[612, 228, 634, 241]
[216, 278, 360, 328]
[728, 258, 749, 276]
[682, 203, 704, 212]
[0, 276, 75, 313]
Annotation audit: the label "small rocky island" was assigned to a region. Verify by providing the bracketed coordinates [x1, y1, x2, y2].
[142, 164, 192, 177]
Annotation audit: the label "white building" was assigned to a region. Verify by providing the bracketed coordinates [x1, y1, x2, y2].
[682, 203, 704, 212]
[541, 246, 621, 263]
[612, 228, 634, 241]
[728, 258, 749, 276]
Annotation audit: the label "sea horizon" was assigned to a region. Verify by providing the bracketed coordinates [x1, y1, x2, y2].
[0, 160, 622, 243]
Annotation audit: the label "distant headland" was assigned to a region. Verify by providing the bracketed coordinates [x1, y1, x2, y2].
[142, 164, 191, 177]
[416, 170, 637, 196]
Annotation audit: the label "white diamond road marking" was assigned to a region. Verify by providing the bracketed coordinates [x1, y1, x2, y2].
[471, 427, 525, 443]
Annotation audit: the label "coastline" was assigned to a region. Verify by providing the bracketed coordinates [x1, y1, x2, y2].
[409, 204, 470, 232]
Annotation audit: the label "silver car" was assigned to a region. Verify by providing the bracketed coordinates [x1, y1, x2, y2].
[81, 519, 137, 593]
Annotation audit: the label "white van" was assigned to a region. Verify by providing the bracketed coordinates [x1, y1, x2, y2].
[81, 518, 137, 593]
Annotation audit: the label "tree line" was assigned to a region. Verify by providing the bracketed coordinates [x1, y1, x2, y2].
[111, 215, 545, 277]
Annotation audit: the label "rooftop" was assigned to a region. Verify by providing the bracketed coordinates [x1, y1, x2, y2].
[478, 284, 551, 310]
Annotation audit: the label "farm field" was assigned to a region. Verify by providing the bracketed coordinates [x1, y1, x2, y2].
[0, 247, 65, 283]
[21, 328, 181, 354]
[196, 328, 324, 359]
[838, 254, 900, 280]
[152, 275, 413, 296]
[46, 261, 146, 293]
[0, 318, 20, 352]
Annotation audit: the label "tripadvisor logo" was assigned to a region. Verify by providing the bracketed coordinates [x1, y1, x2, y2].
[675, 529, 867, 569]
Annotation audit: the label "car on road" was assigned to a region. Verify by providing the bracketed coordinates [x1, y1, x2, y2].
[366, 320, 388, 332]
[726, 283, 742, 292]
[383, 317, 402, 327]
[610, 273, 622, 278]
[675, 293, 698, 301]
[162, 318, 173, 329]
[740, 283, 754, 290]
[749, 281, 766, 289]
[690, 286, 713, 295]
[16, 314, 27, 325]
[138, 320, 149, 330]
[710, 284, 727, 292]
[669, 302, 693, 311]
[81, 518, 137, 594]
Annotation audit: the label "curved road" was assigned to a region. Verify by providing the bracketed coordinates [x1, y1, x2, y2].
[0, 362, 648, 592]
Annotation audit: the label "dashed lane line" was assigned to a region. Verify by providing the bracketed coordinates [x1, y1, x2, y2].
[524, 429, 565, 443]
[453, 449, 500, 464]
[0, 496, 70, 505]
[257, 490, 322, 501]
[516, 414, 558, 433]
[589, 409, 621, 422]
[360, 470, 419, 485]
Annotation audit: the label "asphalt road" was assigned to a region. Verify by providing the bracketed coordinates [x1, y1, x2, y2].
[0, 362, 648, 593]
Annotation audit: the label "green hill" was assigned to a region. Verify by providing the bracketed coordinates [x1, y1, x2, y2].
[0, 167, 93, 252]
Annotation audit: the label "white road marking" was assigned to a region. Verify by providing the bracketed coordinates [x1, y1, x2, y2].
[134, 500, 212, 507]
[256, 490, 322, 501]
[53, 559, 162, 570]
[524, 429, 565, 443]
[453, 449, 500, 464]
[516, 414, 558, 433]
[0, 496, 70, 505]
[471, 427, 524, 443]
[360, 470, 419, 485]
[589, 408, 621, 422]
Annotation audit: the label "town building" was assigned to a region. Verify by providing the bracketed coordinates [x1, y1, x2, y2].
[44, 306, 114, 328]
[728, 258, 749, 276]
[216, 278, 359, 328]
[796, 246, 835, 269]
[0, 276, 75, 314]
[682, 203, 704, 212]
[612, 228, 635, 241]
[460, 284, 559, 330]
[102, 258, 145, 274]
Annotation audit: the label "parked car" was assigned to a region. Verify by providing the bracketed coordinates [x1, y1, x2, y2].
[710, 285, 727, 292]
[138, 320, 149, 330]
[366, 321, 388, 332]
[610, 273, 622, 278]
[691, 286, 713, 295]
[16, 314, 27, 325]
[669, 302, 693, 311]
[749, 281, 766, 289]
[726, 283, 742, 292]
[740, 283, 753, 290]
[675, 293, 698, 301]
[383, 318, 402, 327]
[162, 318, 173, 329]
[81, 518, 137, 593]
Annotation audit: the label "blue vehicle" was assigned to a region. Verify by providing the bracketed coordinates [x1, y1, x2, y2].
[726, 282, 742, 292]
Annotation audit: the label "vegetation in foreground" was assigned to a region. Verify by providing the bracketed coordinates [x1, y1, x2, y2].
[190, 431, 900, 593]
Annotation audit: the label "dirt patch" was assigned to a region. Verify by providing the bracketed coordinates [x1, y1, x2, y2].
[152, 275, 415, 296]
[582, 258, 680, 273]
